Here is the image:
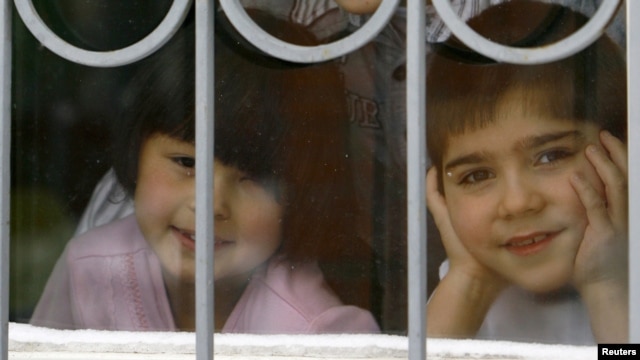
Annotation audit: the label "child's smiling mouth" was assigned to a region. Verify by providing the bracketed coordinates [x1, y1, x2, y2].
[171, 226, 234, 252]
[171, 226, 196, 251]
[503, 231, 560, 256]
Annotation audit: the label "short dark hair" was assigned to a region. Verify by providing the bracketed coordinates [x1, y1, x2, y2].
[426, 3, 627, 186]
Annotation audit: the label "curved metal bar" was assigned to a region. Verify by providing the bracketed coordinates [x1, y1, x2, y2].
[218, 0, 399, 63]
[13, 0, 192, 67]
[431, 0, 620, 65]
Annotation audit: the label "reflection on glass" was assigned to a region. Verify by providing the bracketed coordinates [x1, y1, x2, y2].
[426, 1, 628, 345]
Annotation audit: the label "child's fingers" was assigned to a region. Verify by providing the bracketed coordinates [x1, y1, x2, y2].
[426, 168, 458, 245]
[426, 167, 447, 217]
[426, 168, 451, 234]
[585, 142, 628, 226]
[570, 173, 612, 233]
[600, 131, 627, 176]
[426, 169, 504, 285]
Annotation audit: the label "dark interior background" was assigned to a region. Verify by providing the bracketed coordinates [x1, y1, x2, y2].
[10, 0, 173, 322]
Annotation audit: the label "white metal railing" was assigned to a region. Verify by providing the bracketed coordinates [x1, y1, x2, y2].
[0, 1, 634, 360]
[431, 0, 621, 64]
[218, 0, 399, 63]
[13, 0, 192, 67]
[194, 1, 215, 359]
[405, 0, 427, 359]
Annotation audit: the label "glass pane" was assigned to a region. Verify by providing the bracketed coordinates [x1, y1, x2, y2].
[425, 0, 628, 346]
[338, 4, 410, 334]
[14, 1, 405, 335]
[11, 1, 168, 323]
[11, 0, 173, 325]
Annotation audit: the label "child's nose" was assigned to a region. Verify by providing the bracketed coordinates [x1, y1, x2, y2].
[497, 174, 544, 219]
[213, 176, 230, 221]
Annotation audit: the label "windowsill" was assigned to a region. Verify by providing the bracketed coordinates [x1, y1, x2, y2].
[9, 323, 597, 360]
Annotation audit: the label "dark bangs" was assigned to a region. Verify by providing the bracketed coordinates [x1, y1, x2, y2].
[214, 66, 287, 187]
[427, 34, 626, 173]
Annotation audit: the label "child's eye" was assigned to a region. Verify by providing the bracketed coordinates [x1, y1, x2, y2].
[173, 156, 195, 168]
[536, 149, 573, 165]
[459, 169, 495, 185]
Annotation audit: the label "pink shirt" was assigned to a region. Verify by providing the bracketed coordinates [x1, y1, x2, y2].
[31, 215, 380, 334]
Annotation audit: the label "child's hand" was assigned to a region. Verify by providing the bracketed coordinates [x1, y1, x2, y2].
[570, 130, 628, 290]
[426, 167, 505, 286]
[570, 130, 628, 342]
[426, 167, 506, 338]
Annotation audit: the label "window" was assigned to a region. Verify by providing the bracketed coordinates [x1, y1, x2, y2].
[1, 1, 637, 359]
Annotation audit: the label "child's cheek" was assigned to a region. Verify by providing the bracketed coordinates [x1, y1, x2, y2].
[447, 200, 488, 251]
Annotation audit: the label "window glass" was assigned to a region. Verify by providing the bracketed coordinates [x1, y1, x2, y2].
[11, 0, 172, 322]
[10, 0, 629, 349]
[425, 0, 628, 346]
[12, 0, 406, 335]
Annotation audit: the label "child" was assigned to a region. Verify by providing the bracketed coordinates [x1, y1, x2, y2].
[30, 14, 380, 334]
[425, 4, 628, 345]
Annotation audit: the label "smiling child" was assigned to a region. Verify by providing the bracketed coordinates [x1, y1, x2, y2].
[30, 14, 379, 333]
[425, 4, 627, 344]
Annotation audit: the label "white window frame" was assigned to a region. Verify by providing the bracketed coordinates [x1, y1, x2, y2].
[0, 0, 636, 359]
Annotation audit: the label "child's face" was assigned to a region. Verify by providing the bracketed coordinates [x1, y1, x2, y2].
[134, 134, 283, 285]
[440, 91, 605, 293]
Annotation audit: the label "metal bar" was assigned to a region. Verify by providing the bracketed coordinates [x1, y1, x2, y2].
[431, 0, 620, 65]
[195, 0, 215, 359]
[0, 0, 10, 358]
[627, 0, 639, 343]
[406, 0, 426, 358]
[13, 0, 192, 67]
[218, 0, 398, 63]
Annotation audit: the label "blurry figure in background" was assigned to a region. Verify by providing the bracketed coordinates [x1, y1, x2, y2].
[31, 13, 379, 333]
[426, 3, 627, 344]
[70, 0, 627, 333]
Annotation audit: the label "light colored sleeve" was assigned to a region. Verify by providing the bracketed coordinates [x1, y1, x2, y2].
[29, 248, 78, 329]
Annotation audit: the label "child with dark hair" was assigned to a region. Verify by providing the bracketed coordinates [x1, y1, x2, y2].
[425, 4, 627, 344]
[30, 15, 379, 333]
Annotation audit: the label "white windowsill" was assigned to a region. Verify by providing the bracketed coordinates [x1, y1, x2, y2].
[8, 323, 597, 360]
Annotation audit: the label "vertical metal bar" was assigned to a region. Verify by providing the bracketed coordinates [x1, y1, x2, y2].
[0, 0, 10, 359]
[195, 0, 215, 359]
[627, 0, 639, 343]
[406, 0, 426, 358]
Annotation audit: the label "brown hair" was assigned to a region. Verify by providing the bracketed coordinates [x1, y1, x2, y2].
[427, 3, 627, 187]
